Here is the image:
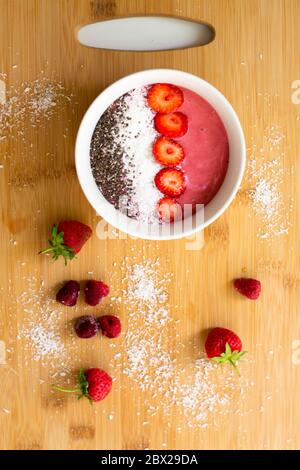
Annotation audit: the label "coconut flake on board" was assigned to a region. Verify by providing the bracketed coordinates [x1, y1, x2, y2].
[245, 124, 293, 239]
[109, 257, 253, 429]
[0, 75, 74, 142]
[4, 255, 254, 430]
[13, 276, 88, 377]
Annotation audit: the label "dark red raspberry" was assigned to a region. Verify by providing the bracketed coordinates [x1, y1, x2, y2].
[74, 315, 99, 338]
[98, 315, 121, 339]
[85, 280, 110, 306]
[234, 278, 261, 300]
[56, 280, 80, 307]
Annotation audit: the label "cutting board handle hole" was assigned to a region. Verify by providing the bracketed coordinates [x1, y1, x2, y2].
[76, 15, 215, 51]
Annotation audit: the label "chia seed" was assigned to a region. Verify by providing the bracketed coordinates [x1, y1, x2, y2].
[90, 87, 162, 224]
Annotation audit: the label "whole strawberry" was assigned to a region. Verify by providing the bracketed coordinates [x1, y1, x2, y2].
[39, 220, 92, 264]
[85, 280, 110, 306]
[205, 327, 246, 371]
[56, 280, 80, 306]
[53, 368, 112, 403]
[99, 315, 121, 338]
[234, 278, 261, 300]
[85, 368, 112, 402]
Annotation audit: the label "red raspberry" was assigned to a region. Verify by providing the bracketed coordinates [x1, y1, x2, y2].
[234, 278, 261, 300]
[99, 315, 121, 339]
[74, 315, 99, 338]
[56, 280, 80, 306]
[85, 280, 110, 306]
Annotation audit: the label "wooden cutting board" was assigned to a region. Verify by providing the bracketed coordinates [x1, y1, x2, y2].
[0, 0, 300, 450]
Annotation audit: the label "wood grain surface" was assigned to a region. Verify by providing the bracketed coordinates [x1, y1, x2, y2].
[0, 0, 300, 450]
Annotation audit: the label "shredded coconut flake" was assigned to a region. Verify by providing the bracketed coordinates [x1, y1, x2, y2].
[21, 324, 64, 361]
[109, 257, 253, 428]
[245, 124, 292, 239]
[0, 75, 73, 141]
[118, 88, 161, 222]
[12, 276, 86, 377]
[90, 87, 161, 223]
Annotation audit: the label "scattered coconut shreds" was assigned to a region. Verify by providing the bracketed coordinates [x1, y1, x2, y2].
[16, 277, 67, 369]
[109, 258, 253, 429]
[246, 124, 292, 239]
[20, 325, 65, 361]
[118, 88, 161, 223]
[6, 258, 253, 430]
[0, 75, 73, 141]
[13, 276, 87, 377]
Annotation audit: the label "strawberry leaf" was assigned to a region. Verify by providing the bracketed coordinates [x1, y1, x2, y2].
[211, 342, 247, 373]
[39, 223, 76, 265]
[78, 368, 89, 395]
[212, 357, 226, 363]
[52, 368, 92, 402]
[78, 368, 93, 402]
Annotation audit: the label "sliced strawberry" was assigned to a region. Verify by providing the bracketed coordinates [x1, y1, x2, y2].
[157, 197, 183, 223]
[154, 168, 186, 197]
[153, 136, 185, 166]
[154, 112, 188, 138]
[147, 83, 184, 113]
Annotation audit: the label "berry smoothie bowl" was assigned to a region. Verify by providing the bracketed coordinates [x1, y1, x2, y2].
[76, 69, 246, 240]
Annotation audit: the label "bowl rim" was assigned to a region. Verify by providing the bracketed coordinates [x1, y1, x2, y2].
[75, 68, 246, 240]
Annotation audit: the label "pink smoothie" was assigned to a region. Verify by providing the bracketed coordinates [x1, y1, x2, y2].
[175, 87, 229, 208]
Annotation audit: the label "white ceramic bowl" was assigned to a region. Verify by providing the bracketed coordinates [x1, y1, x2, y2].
[76, 69, 246, 240]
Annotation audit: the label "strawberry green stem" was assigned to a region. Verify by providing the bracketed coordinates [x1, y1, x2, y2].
[52, 369, 92, 402]
[52, 385, 81, 394]
[38, 247, 55, 255]
[38, 224, 76, 264]
[229, 359, 241, 376]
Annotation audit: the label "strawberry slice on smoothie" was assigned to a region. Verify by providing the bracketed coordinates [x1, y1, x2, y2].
[147, 83, 184, 113]
[153, 136, 185, 166]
